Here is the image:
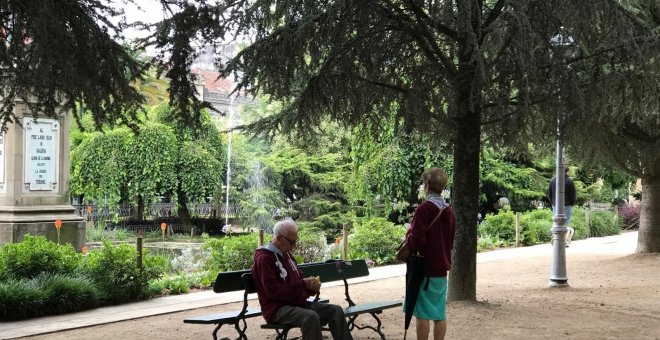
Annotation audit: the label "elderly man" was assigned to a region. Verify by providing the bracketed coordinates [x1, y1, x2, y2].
[251, 218, 352, 340]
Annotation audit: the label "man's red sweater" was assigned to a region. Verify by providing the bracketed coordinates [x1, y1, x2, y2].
[251, 247, 312, 323]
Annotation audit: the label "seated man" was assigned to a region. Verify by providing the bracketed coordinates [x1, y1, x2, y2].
[251, 218, 353, 340]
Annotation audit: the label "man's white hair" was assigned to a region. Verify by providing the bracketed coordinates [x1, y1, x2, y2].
[273, 218, 297, 236]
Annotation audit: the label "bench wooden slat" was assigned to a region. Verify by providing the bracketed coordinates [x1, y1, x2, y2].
[183, 308, 261, 324]
[299, 260, 370, 282]
[212, 269, 251, 293]
[344, 301, 402, 317]
[183, 298, 328, 324]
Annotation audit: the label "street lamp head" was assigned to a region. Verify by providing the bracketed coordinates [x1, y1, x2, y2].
[550, 26, 578, 60]
[550, 27, 575, 47]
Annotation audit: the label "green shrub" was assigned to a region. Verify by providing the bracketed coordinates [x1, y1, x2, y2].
[36, 273, 100, 315]
[0, 277, 46, 320]
[520, 209, 552, 245]
[348, 217, 405, 265]
[0, 273, 100, 320]
[82, 242, 161, 303]
[149, 270, 214, 296]
[85, 223, 135, 242]
[569, 207, 589, 240]
[293, 226, 328, 263]
[477, 235, 507, 252]
[478, 210, 515, 243]
[589, 210, 620, 237]
[0, 235, 81, 280]
[202, 234, 257, 274]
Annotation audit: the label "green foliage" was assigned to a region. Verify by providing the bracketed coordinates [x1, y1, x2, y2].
[293, 196, 353, 239]
[480, 148, 548, 212]
[477, 235, 508, 252]
[520, 209, 553, 245]
[202, 235, 257, 274]
[0, 0, 145, 133]
[34, 273, 100, 315]
[69, 129, 132, 207]
[0, 277, 46, 320]
[569, 207, 590, 241]
[264, 145, 349, 200]
[0, 235, 81, 280]
[348, 218, 406, 265]
[0, 273, 100, 321]
[176, 141, 224, 202]
[149, 270, 215, 296]
[293, 227, 328, 263]
[478, 211, 516, 243]
[349, 129, 450, 220]
[125, 123, 178, 203]
[70, 104, 225, 219]
[85, 224, 135, 242]
[589, 211, 620, 237]
[82, 242, 162, 303]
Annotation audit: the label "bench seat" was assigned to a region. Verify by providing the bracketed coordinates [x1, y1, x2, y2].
[183, 307, 262, 324]
[344, 300, 402, 317]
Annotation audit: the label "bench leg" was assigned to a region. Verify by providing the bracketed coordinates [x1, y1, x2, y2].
[233, 319, 249, 340]
[347, 312, 386, 340]
[211, 323, 223, 340]
[274, 327, 291, 340]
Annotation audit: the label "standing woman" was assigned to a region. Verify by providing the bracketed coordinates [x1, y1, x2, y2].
[405, 167, 456, 340]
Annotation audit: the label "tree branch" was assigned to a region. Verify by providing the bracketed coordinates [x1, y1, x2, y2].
[482, 0, 506, 31]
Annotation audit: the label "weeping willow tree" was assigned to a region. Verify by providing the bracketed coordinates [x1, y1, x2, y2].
[144, 0, 660, 301]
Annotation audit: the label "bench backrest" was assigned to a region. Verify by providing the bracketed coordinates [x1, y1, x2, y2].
[213, 269, 251, 293]
[242, 260, 369, 307]
[300, 260, 369, 282]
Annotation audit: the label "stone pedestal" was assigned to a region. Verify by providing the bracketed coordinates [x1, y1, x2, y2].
[0, 101, 85, 250]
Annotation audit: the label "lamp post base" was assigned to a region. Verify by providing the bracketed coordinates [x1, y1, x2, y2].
[548, 279, 570, 288]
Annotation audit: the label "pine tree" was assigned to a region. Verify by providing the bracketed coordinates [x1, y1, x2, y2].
[148, 0, 659, 300]
[0, 0, 146, 132]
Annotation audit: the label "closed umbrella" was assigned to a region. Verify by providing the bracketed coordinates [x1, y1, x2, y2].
[403, 254, 427, 340]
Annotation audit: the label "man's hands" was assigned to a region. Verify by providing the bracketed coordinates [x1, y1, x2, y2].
[303, 276, 321, 292]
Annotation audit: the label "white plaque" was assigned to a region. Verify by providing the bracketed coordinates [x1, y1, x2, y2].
[23, 118, 60, 192]
[0, 134, 5, 193]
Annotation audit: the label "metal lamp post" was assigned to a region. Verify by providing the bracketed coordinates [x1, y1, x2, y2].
[223, 94, 236, 234]
[548, 27, 574, 288]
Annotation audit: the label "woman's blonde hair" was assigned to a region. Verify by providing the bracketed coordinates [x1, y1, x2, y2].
[423, 167, 448, 194]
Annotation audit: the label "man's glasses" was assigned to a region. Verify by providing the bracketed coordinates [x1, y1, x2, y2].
[281, 234, 298, 245]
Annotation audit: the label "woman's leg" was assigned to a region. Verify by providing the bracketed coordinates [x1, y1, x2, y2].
[433, 320, 447, 340]
[416, 318, 430, 340]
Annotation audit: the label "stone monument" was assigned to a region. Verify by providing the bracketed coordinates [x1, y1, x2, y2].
[0, 101, 85, 250]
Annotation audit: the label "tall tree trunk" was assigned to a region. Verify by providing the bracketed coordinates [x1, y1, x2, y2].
[177, 185, 193, 227]
[447, 0, 483, 300]
[447, 70, 482, 301]
[132, 194, 145, 221]
[637, 175, 660, 253]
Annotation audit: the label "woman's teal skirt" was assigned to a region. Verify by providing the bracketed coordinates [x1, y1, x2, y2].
[403, 277, 448, 320]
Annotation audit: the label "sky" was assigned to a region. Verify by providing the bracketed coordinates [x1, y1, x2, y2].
[118, 0, 164, 46]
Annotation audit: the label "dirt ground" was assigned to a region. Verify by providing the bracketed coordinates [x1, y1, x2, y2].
[23, 251, 660, 340]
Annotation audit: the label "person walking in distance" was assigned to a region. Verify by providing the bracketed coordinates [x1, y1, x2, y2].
[548, 167, 576, 246]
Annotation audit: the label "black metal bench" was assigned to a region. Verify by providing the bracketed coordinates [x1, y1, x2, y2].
[243, 259, 402, 340]
[183, 269, 255, 340]
[183, 268, 328, 340]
